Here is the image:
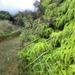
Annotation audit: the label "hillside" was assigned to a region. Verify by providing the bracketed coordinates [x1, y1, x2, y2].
[18, 0, 75, 75]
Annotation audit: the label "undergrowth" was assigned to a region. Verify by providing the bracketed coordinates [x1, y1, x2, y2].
[18, 22, 75, 75]
[0, 20, 15, 41]
[0, 20, 21, 41]
[18, 0, 75, 75]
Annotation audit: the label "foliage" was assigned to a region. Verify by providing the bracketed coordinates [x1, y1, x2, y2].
[18, 22, 75, 75]
[0, 20, 16, 41]
[13, 12, 24, 26]
[37, 23, 53, 38]
[18, 42, 49, 75]
[0, 10, 34, 27]
[18, 0, 75, 75]
[19, 15, 36, 44]
[19, 29, 38, 44]
[0, 11, 13, 21]
[0, 11, 15, 24]
[0, 20, 14, 35]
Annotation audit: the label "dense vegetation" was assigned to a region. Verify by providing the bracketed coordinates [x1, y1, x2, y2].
[0, 10, 35, 41]
[18, 0, 75, 75]
[0, 20, 15, 41]
[0, 0, 75, 75]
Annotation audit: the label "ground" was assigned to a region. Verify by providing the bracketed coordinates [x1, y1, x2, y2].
[0, 38, 21, 75]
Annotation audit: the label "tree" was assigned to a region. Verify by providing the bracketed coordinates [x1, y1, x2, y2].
[33, 0, 45, 18]
[0, 11, 14, 21]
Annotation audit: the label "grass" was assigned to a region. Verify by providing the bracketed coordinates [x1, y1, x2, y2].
[0, 38, 21, 75]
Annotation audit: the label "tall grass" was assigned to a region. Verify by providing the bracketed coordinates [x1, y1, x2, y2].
[0, 20, 15, 41]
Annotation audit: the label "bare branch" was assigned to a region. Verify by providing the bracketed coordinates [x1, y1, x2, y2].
[0, 27, 26, 37]
[34, 18, 40, 34]
[19, 11, 33, 28]
[25, 50, 49, 69]
[46, 36, 55, 42]
[23, 36, 55, 69]
[24, 38, 40, 47]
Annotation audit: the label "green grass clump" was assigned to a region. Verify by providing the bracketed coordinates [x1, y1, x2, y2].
[0, 20, 14, 35]
[0, 20, 15, 41]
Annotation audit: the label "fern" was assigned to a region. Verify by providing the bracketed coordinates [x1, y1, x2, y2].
[18, 0, 75, 75]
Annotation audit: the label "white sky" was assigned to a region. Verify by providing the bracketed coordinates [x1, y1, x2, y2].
[0, 0, 40, 14]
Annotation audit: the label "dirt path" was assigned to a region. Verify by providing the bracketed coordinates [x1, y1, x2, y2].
[0, 38, 21, 75]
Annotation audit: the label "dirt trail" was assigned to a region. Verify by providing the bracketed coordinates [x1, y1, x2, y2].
[0, 38, 21, 75]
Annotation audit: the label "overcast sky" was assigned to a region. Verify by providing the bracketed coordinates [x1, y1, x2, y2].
[0, 0, 40, 14]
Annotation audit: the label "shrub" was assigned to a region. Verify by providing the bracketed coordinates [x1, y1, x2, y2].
[0, 20, 14, 41]
[0, 20, 14, 34]
[18, 0, 75, 75]
[18, 42, 50, 75]
[18, 22, 75, 75]
[37, 23, 54, 38]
